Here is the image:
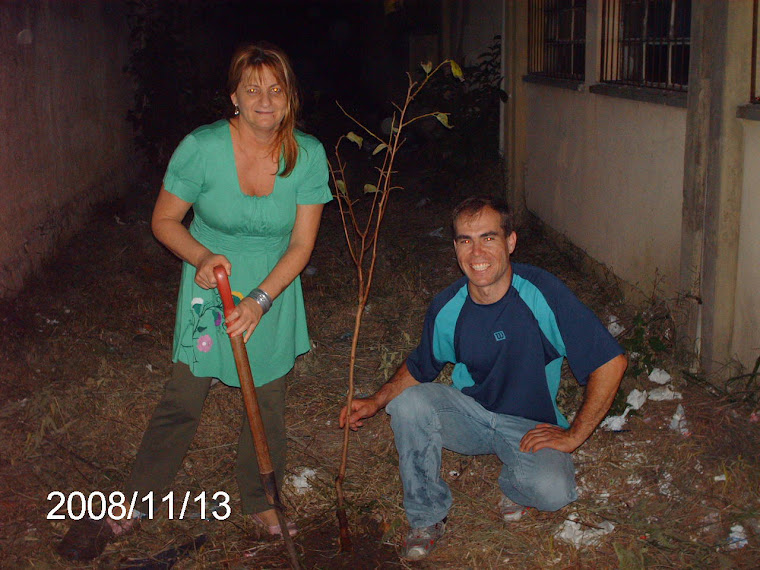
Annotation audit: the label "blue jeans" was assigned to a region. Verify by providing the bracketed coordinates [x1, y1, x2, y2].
[386, 383, 578, 528]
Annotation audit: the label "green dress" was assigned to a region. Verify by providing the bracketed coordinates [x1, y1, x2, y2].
[163, 120, 332, 387]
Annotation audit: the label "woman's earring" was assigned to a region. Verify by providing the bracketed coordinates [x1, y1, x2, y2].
[234, 105, 240, 116]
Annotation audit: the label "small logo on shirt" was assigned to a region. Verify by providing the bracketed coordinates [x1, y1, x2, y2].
[493, 331, 506, 342]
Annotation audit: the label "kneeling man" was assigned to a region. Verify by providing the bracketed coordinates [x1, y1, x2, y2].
[340, 196, 627, 560]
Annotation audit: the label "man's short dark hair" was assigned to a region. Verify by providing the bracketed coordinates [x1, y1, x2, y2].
[451, 196, 514, 238]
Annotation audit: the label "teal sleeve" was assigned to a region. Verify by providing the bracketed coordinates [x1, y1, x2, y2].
[163, 134, 205, 203]
[296, 140, 333, 205]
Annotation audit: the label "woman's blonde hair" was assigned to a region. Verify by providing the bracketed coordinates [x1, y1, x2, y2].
[228, 42, 300, 177]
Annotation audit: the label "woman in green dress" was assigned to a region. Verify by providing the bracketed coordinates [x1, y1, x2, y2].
[59, 41, 331, 560]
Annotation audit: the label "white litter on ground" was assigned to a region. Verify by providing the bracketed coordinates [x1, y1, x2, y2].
[658, 471, 677, 497]
[601, 388, 649, 431]
[600, 407, 631, 431]
[648, 368, 672, 385]
[700, 512, 721, 535]
[649, 385, 683, 401]
[669, 403, 690, 435]
[555, 513, 615, 547]
[726, 524, 748, 550]
[626, 388, 648, 410]
[714, 474, 727, 482]
[606, 315, 624, 336]
[287, 467, 317, 494]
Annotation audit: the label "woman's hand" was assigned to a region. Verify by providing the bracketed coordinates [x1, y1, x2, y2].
[194, 252, 232, 289]
[225, 297, 263, 342]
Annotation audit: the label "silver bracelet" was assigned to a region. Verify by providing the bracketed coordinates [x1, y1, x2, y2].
[247, 287, 273, 314]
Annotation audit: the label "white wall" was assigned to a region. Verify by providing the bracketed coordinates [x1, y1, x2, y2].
[732, 120, 760, 367]
[524, 83, 686, 296]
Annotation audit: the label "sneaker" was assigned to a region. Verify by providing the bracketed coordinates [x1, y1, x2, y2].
[499, 495, 529, 522]
[402, 518, 446, 561]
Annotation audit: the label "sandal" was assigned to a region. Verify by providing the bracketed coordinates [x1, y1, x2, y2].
[251, 512, 298, 537]
[56, 516, 141, 561]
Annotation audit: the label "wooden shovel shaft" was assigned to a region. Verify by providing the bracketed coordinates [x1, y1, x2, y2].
[213, 266, 301, 569]
[229, 334, 275, 473]
[213, 266, 274, 474]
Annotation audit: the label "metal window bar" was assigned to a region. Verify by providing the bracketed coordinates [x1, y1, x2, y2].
[752, 0, 759, 103]
[600, 0, 690, 91]
[528, 0, 586, 81]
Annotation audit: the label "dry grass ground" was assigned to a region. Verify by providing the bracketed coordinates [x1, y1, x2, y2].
[0, 153, 759, 568]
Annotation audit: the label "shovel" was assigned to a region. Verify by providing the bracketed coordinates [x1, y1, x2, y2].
[213, 266, 301, 569]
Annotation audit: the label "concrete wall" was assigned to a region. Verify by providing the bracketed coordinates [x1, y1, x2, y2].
[0, 1, 134, 297]
[733, 120, 760, 367]
[524, 84, 686, 296]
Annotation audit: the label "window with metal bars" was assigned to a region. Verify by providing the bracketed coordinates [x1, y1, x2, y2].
[600, 0, 691, 91]
[528, 0, 587, 81]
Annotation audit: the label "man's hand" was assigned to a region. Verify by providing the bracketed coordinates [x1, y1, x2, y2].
[519, 423, 582, 453]
[521, 354, 628, 454]
[339, 397, 382, 431]
[338, 360, 420, 431]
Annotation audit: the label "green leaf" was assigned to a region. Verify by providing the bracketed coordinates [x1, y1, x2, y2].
[434, 112, 453, 129]
[648, 337, 667, 352]
[372, 143, 388, 155]
[363, 184, 379, 194]
[450, 60, 464, 81]
[346, 131, 363, 148]
[421, 61, 432, 75]
[335, 179, 347, 196]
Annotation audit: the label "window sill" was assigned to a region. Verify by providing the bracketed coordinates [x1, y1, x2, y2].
[589, 83, 687, 108]
[737, 104, 760, 121]
[522, 74, 584, 92]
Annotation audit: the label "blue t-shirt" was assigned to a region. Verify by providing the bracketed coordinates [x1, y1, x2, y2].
[406, 263, 624, 427]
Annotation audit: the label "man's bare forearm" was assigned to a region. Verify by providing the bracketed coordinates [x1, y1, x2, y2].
[370, 360, 420, 409]
[568, 353, 628, 445]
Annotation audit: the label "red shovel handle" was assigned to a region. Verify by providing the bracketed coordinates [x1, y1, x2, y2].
[213, 266, 236, 320]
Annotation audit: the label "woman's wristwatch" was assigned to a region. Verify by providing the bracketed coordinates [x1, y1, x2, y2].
[247, 287, 273, 314]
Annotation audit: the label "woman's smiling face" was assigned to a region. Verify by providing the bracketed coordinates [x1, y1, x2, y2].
[231, 65, 287, 135]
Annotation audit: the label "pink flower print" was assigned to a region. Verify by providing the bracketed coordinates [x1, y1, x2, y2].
[214, 311, 223, 327]
[197, 334, 213, 353]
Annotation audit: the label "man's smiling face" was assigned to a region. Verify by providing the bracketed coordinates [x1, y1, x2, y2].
[453, 206, 517, 304]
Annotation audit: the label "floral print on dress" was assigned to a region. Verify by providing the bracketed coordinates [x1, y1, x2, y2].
[181, 293, 225, 363]
[197, 334, 213, 352]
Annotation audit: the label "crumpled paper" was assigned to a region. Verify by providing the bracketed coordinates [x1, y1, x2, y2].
[669, 403, 690, 435]
[726, 524, 748, 550]
[600, 407, 631, 431]
[287, 467, 317, 494]
[601, 389, 649, 431]
[555, 513, 615, 547]
[626, 389, 648, 410]
[649, 385, 683, 401]
[607, 315, 624, 337]
[648, 368, 672, 385]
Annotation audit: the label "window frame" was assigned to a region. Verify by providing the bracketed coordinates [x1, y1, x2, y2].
[527, 0, 587, 82]
[600, 0, 691, 93]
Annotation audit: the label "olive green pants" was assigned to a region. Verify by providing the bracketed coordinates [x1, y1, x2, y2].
[124, 361, 286, 515]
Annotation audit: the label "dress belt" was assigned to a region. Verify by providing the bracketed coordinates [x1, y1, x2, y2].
[191, 221, 289, 252]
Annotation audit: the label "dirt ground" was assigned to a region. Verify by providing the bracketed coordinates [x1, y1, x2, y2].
[1, 146, 759, 569]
